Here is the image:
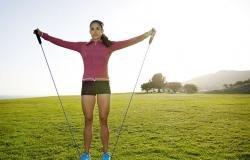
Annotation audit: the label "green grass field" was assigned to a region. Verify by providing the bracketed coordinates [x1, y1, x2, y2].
[0, 93, 250, 160]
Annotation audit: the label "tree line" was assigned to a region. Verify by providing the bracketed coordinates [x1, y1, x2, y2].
[206, 78, 250, 94]
[223, 78, 250, 89]
[141, 73, 198, 94]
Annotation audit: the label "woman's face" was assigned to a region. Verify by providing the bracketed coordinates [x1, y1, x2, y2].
[90, 22, 103, 41]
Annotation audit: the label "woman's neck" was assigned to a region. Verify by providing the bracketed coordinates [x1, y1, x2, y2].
[92, 38, 101, 42]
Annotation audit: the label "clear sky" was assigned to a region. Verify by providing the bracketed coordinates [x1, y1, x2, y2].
[1, 0, 250, 97]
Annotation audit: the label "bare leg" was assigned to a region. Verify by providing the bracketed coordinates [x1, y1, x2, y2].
[81, 95, 96, 153]
[97, 94, 110, 153]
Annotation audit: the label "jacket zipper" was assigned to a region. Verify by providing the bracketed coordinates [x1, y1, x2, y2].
[92, 57, 95, 81]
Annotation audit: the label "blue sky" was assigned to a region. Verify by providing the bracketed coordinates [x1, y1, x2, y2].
[1, 0, 250, 97]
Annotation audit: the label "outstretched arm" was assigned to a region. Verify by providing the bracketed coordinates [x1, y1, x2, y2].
[110, 28, 155, 52]
[40, 31, 83, 53]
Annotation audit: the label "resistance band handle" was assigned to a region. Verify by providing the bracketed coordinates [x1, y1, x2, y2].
[149, 30, 156, 44]
[34, 29, 42, 44]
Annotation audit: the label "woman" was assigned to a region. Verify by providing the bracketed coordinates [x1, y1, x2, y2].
[34, 20, 155, 160]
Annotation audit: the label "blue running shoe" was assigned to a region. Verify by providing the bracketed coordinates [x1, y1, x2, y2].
[80, 152, 91, 160]
[101, 152, 111, 160]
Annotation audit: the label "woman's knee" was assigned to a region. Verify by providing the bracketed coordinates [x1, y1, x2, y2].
[85, 116, 93, 125]
[99, 115, 108, 126]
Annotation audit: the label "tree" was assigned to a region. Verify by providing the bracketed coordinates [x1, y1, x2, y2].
[141, 81, 153, 93]
[151, 73, 166, 93]
[166, 82, 182, 93]
[183, 84, 198, 93]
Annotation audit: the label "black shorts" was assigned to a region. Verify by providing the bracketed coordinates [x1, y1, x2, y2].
[81, 80, 111, 96]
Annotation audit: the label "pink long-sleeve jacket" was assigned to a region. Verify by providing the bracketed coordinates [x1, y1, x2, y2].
[41, 32, 147, 81]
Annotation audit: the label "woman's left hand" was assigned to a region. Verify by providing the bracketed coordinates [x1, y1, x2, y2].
[145, 28, 156, 37]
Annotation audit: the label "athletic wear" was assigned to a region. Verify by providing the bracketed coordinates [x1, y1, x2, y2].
[41, 32, 147, 81]
[81, 80, 111, 95]
[80, 153, 91, 160]
[101, 152, 111, 160]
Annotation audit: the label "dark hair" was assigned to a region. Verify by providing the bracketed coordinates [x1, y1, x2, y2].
[90, 20, 113, 47]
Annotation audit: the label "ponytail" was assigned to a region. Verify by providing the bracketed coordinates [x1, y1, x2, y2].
[101, 34, 113, 47]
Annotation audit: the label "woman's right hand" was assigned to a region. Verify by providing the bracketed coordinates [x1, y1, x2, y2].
[33, 28, 43, 37]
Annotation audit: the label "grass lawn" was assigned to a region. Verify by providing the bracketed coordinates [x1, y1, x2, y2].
[0, 93, 250, 160]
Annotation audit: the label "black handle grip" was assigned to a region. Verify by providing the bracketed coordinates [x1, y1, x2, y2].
[149, 30, 156, 44]
[34, 29, 42, 44]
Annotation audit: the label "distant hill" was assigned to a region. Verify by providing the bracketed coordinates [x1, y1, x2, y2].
[182, 70, 250, 91]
